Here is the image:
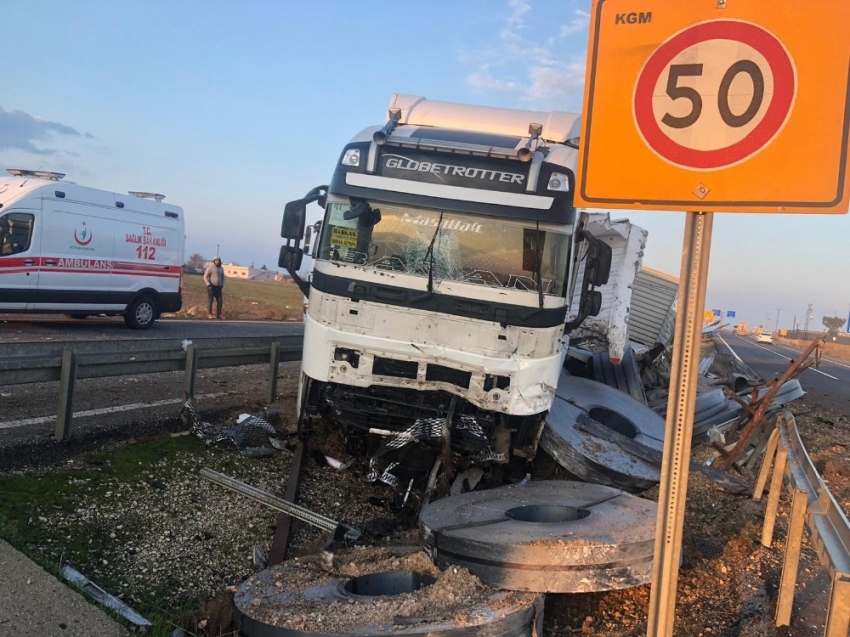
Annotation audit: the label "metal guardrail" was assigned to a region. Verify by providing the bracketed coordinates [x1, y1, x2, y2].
[0, 336, 304, 440]
[754, 409, 850, 635]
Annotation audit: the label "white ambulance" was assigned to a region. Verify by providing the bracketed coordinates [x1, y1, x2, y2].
[0, 169, 185, 329]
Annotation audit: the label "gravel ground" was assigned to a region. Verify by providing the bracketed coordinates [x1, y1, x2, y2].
[0, 361, 848, 636]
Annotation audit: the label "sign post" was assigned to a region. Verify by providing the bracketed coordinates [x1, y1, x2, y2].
[574, 1, 850, 634]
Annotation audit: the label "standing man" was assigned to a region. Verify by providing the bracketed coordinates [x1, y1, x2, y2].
[204, 257, 225, 319]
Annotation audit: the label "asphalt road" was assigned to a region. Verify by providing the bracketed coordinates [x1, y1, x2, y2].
[715, 332, 850, 416]
[0, 316, 306, 452]
[0, 314, 303, 342]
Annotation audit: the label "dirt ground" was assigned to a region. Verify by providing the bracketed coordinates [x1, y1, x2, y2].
[1, 360, 848, 636]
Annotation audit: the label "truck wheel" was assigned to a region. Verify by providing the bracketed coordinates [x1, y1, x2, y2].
[124, 296, 157, 329]
[66, 313, 90, 320]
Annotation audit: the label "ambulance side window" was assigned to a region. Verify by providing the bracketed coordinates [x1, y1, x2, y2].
[0, 213, 35, 256]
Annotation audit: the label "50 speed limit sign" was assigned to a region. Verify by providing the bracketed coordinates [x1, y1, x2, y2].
[574, 0, 850, 213]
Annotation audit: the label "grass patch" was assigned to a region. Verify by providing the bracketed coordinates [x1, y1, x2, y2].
[0, 433, 276, 636]
[178, 273, 305, 321]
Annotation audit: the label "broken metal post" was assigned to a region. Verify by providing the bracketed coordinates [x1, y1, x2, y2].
[55, 348, 78, 441]
[744, 421, 773, 471]
[825, 574, 850, 637]
[269, 439, 305, 565]
[183, 344, 199, 400]
[268, 341, 280, 404]
[761, 446, 788, 548]
[646, 211, 713, 637]
[720, 338, 823, 470]
[775, 488, 809, 627]
[439, 396, 457, 496]
[753, 427, 780, 501]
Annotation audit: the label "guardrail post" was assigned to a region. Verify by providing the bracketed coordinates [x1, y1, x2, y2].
[268, 342, 280, 404]
[761, 446, 788, 548]
[775, 488, 808, 627]
[824, 573, 850, 637]
[753, 428, 780, 501]
[54, 348, 78, 441]
[183, 345, 199, 400]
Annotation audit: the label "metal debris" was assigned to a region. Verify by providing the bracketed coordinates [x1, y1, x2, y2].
[200, 467, 361, 542]
[61, 563, 151, 627]
[421, 480, 657, 593]
[181, 398, 285, 454]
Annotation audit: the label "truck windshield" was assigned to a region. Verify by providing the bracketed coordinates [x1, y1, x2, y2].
[318, 202, 571, 296]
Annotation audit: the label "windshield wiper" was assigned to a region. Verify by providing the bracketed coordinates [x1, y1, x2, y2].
[411, 212, 443, 303]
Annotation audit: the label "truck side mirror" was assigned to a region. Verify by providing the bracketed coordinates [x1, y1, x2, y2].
[587, 290, 603, 317]
[278, 245, 303, 271]
[281, 199, 307, 241]
[587, 238, 612, 287]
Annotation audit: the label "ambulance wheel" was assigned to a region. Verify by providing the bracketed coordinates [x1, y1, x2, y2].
[66, 313, 90, 320]
[124, 296, 157, 329]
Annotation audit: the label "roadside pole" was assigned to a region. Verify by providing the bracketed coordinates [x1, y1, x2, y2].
[646, 212, 712, 634]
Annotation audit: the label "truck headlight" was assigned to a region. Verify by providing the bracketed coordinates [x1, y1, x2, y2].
[341, 148, 361, 167]
[547, 172, 569, 192]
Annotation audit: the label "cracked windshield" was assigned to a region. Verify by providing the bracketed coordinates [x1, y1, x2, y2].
[319, 202, 571, 295]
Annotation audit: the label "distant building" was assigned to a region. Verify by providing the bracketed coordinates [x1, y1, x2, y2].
[221, 263, 250, 279]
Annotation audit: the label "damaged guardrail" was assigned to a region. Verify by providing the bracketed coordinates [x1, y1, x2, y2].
[0, 336, 303, 440]
[754, 409, 850, 636]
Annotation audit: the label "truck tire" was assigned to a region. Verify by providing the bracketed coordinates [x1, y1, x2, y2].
[420, 480, 656, 593]
[124, 295, 157, 329]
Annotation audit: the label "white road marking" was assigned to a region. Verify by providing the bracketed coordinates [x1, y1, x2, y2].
[0, 392, 233, 430]
[736, 338, 840, 380]
[716, 335, 743, 362]
[769, 342, 850, 371]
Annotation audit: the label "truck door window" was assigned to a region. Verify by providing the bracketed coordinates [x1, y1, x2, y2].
[0, 212, 34, 255]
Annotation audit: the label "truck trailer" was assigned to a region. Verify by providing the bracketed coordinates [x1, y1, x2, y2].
[0, 169, 185, 328]
[279, 95, 611, 498]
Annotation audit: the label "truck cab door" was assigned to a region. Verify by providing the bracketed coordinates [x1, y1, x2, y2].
[0, 210, 40, 310]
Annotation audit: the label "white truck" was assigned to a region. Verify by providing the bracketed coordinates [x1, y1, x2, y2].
[0, 169, 185, 329]
[279, 95, 611, 494]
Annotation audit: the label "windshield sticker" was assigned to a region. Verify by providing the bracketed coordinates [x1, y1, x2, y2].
[331, 226, 358, 249]
[400, 212, 482, 233]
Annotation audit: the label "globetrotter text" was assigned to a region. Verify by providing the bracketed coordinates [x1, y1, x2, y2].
[384, 155, 525, 185]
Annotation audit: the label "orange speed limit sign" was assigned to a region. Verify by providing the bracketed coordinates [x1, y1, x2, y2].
[574, 0, 850, 213]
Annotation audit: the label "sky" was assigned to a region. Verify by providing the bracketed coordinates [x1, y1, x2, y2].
[1, 0, 848, 331]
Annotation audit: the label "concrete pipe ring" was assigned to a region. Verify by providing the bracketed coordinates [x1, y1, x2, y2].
[234, 546, 543, 636]
[541, 373, 666, 491]
[420, 480, 656, 593]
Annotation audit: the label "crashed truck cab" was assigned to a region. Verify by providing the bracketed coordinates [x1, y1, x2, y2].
[280, 94, 611, 490]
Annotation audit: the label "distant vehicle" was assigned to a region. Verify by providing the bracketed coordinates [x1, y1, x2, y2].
[735, 322, 749, 335]
[0, 168, 185, 329]
[756, 330, 773, 344]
